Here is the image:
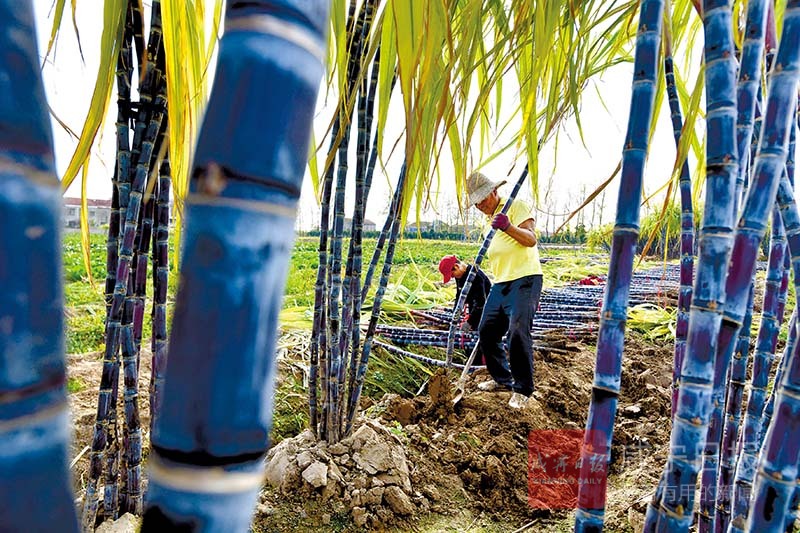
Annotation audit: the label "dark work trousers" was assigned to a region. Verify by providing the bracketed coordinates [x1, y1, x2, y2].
[478, 274, 543, 396]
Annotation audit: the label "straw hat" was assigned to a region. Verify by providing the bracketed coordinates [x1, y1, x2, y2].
[466, 171, 506, 205]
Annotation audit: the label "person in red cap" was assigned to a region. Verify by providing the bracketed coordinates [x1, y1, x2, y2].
[438, 255, 491, 332]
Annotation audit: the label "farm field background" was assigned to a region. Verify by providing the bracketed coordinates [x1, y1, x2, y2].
[63, 232, 623, 433]
[62, 230, 695, 532]
[63, 232, 619, 355]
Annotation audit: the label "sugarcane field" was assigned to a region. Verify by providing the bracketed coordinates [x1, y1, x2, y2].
[4, 0, 800, 532]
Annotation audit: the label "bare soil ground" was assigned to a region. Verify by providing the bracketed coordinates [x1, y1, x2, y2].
[253, 331, 673, 532]
[65, 330, 672, 532]
[67, 349, 153, 501]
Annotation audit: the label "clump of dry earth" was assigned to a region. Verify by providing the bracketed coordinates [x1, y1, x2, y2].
[255, 332, 674, 532]
[263, 422, 421, 529]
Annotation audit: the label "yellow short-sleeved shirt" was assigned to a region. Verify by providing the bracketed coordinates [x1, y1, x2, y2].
[483, 198, 543, 283]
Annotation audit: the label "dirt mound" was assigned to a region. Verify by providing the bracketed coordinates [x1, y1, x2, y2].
[257, 331, 675, 531]
[67, 350, 153, 498]
[262, 421, 422, 530]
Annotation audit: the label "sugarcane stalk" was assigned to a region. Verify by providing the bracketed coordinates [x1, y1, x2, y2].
[132, 116, 165, 356]
[107, 1, 135, 318]
[150, 152, 170, 426]
[373, 341, 485, 371]
[122, 62, 167, 519]
[734, 0, 769, 214]
[326, 142, 348, 443]
[743, 139, 798, 533]
[100, 3, 136, 520]
[575, 1, 664, 530]
[647, 1, 740, 531]
[771, 113, 797, 448]
[345, 164, 408, 437]
[759, 312, 798, 454]
[349, 66, 398, 410]
[0, 2, 78, 530]
[784, 486, 800, 532]
[107, 174, 122, 315]
[115, 246, 137, 515]
[130, 189, 154, 352]
[116, 13, 167, 512]
[309, 110, 340, 438]
[126, 4, 164, 220]
[130, 0, 145, 72]
[343, 16, 382, 338]
[748, 173, 800, 532]
[337, 0, 379, 436]
[715, 282, 756, 533]
[727, 5, 800, 528]
[360, 50, 387, 202]
[788, 103, 797, 191]
[338, 0, 378, 332]
[85, 3, 152, 526]
[698, 290, 752, 533]
[697, 3, 770, 527]
[325, 0, 370, 444]
[95, 8, 166, 519]
[141, 1, 328, 529]
[146, 110, 170, 426]
[714, 27, 790, 532]
[723, 208, 786, 532]
[664, 26, 695, 420]
[374, 331, 589, 349]
[307, 0, 364, 428]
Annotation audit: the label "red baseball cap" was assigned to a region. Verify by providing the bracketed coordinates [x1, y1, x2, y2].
[438, 255, 458, 283]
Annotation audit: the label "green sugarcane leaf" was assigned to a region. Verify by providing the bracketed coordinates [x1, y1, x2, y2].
[392, 0, 420, 152]
[330, 0, 348, 90]
[60, 0, 126, 192]
[376, 3, 397, 157]
[671, 62, 705, 188]
[774, 0, 786, 39]
[42, 0, 67, 66]
[79, 163, 94, 286]
[308, 129, 321, 199]
[162, 0, 217, 211]
[204, 0, 223, 66]
[69, 0, 84, 62]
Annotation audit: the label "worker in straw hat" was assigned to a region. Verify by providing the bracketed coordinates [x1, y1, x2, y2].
[466, 171, 543, 409]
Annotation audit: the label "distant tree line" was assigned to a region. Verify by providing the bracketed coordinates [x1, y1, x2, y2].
[300, 223, 591, 244]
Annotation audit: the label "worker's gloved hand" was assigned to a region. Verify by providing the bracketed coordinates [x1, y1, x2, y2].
[491, 213, 511, 231]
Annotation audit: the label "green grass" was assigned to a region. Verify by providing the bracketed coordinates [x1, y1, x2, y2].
[282, 237, 482, 309]
[67, 377, 87, 394]
[63, 231, 169, 354]
[272, 368, 309, 443]
[66, 307, 106, 354]
[62, 231, 107, 284]
[63, 232, 107, 354]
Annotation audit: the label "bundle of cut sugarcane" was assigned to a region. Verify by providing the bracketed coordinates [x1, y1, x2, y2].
[373, 341, 485, 370]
